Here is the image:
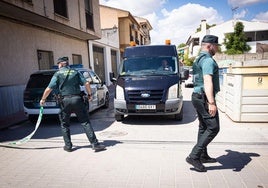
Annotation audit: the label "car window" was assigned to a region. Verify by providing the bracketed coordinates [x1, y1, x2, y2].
[89, 71, 101, 84]
[26, 74, 52, 88]
[82, 71, 93, 83]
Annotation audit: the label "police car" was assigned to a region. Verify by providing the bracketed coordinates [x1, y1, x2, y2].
[23, 65, 109, 122]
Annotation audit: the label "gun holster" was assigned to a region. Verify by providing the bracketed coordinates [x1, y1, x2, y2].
[54, 94, 63, 105]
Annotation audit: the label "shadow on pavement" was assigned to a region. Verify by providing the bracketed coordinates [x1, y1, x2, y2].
[69, 140, 122, 152]
[207, 149, 260, 171]
[0, 140, 122, 151]
[0, 108, 115, 142]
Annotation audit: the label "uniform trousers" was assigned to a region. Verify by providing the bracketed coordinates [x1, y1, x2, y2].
[58, 95, 98, 148]
[189, 93, 220, 159]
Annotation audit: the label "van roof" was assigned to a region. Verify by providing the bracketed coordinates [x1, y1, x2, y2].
[124, 45, 178, 58]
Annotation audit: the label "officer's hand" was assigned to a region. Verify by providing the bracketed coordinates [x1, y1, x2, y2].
[208, 103, 217, 117]
[88, 95, 93, 102]
[40, 99, 46, 106]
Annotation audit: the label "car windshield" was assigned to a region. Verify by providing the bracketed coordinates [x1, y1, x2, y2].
[119, 56, 177, 76]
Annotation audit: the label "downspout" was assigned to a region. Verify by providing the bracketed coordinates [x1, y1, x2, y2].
[43, 0, 47, 17]
[78, 0, 90, 69]
[78, 0, 82, 29]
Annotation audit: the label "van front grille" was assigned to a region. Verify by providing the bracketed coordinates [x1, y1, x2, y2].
[127, 90, 163, 102]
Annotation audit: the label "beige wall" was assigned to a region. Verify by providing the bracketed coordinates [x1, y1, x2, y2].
[0, 19, 88, 86]
[119, 19, 130, 45]
[99, 6, 119, 29]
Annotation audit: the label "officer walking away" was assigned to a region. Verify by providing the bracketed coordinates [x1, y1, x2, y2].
[40, 57, 106, 152]
[186, 35, 220, 172]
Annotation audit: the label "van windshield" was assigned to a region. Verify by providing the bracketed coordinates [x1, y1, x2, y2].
[119, 56, 178, 76]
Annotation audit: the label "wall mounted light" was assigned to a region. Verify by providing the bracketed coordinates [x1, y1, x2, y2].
[112, 25, 118, 33]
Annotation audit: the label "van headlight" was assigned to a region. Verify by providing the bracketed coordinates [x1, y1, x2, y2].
[116, 85, 125, 100]
[168, 84, 178, 99]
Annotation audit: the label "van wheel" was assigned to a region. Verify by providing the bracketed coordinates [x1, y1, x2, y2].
[174, 106, 183, 121]
[103, 93, 109, 108]
[115, 114, 124, 121]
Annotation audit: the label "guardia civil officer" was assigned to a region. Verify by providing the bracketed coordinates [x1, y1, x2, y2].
[40, 57, 106, 152]
[186, 35, 220, 172]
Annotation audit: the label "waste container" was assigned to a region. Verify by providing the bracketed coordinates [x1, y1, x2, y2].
[219, 60, 268, 122]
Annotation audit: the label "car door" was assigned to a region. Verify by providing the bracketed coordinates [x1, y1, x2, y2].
[81, 70, 98, 112]
[89, 71, 105, 107]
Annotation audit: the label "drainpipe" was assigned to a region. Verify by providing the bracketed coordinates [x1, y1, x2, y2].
[78, 0, 82, 29]
[43, 0, 47, 17]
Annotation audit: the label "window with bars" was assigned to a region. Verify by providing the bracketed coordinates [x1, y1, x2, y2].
[85, 0, 94, 30]
[37, 50, 54, 70]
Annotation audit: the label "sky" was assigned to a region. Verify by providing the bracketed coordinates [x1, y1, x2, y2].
[99, 0, 268, 45]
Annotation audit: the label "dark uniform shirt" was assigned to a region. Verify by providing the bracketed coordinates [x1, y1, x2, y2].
[193, 51, 220, 96]
[48, 67, 86, 96]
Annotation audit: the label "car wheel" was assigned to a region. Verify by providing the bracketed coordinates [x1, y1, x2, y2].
[174, 106, 183, 121]
[103, 93, 109, 108]
[115, 114, 124, 121]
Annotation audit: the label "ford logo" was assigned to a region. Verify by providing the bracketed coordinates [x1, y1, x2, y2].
[141, 93, 150, 98]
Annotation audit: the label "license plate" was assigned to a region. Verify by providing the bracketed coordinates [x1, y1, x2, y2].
[44, 102, 57, 107]
[135, 105, 156, 110]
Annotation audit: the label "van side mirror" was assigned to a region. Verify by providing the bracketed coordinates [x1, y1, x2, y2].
[180, 69, 189, 80]
[109, 72, 116, 83]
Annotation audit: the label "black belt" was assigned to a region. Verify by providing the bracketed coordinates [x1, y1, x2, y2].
[192, 92, 203, 99]
[62, 94, 80, 98]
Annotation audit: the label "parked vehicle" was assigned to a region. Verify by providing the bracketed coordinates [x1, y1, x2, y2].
[24, 65, 109, 122]
[110, 44, 189, 121]
[184, 69, 193, 88]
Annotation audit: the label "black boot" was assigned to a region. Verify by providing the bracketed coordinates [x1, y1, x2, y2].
[92, 142, 106, 152]
[186, 156, 206, 172]
[200, 154, 217, 163]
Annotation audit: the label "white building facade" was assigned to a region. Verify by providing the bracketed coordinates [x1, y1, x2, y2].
[186, 19, 268, 57]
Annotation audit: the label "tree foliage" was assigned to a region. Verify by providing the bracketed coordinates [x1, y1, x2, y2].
[223, 21, 251, 54]
[183, 54, 195, 66]
[178, 43, 186, 48]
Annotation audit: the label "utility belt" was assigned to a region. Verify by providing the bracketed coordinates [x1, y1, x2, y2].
[192, 92, 205, 99]
[192, 92, 209, 110]
[54, 91, 87, 104]
[62, 94, 81, 98]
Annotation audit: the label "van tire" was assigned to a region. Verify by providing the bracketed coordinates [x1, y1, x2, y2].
[115, 114, 124, 121]
[174, 106, 183, 121]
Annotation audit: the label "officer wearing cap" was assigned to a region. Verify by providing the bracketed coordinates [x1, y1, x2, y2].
[40, 56, 106, 152]
[186, 35, 220, 172]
